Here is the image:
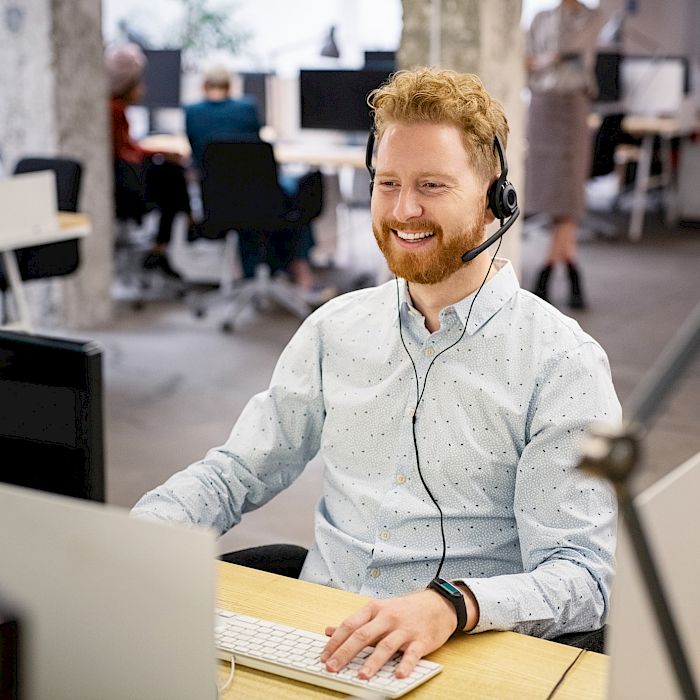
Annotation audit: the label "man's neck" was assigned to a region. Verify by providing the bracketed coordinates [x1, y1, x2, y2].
[407, 257, 496, 333]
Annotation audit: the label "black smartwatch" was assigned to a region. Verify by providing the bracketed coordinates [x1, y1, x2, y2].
[427, 577, 467, 637]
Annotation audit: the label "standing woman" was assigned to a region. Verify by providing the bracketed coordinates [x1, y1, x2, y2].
[525, 0, 605, 308]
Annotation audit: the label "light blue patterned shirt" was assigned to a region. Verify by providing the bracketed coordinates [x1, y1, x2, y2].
[132, 259, 620, 638]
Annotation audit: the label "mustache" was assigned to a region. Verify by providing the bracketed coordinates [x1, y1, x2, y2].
[379, 218, 444, 236]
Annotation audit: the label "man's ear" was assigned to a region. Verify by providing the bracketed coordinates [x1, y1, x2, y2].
[484, 186, 496, 224]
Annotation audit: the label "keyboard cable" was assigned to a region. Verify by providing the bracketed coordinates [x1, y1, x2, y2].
[545, 648, 586, 700]
[217, 653, 236, 697]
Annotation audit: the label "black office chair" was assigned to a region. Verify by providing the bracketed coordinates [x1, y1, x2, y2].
[0, 156, 82, 292]
[112, 160, 189, 309]
[552, 626, 606, 653]
[192, 140, 323, 332]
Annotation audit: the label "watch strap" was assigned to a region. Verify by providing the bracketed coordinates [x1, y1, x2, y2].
[427, 577, 467, 637]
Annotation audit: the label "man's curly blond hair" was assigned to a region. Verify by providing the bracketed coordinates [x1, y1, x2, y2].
[367, 67, 509, 182]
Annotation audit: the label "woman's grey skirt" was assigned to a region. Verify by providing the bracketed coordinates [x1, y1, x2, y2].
[525, 90, 592, 221]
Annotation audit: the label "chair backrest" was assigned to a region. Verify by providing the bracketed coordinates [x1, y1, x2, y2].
[1, 156, 83, 287]
[14, 156, 82, 212]
[199, 140, 290, 238]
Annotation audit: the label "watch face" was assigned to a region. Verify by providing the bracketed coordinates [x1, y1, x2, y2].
[432, 578, 461, 598]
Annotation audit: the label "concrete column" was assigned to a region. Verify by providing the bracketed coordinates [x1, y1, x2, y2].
[0, 0, 113, 328]
[398, 0, 525, 276]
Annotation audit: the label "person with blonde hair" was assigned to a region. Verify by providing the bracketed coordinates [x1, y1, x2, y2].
[185, 65, 326, 300]
[133, 67, 619, 679]
[184, 64, 261, 172]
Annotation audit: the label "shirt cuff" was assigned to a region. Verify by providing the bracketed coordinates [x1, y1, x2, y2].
[453, 577, 518, 634]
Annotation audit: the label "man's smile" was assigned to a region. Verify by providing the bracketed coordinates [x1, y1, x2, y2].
[393, 229, 436, 241]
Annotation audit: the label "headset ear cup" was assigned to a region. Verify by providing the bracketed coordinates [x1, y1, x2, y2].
[487, 178, 517, 220]
[501, 181, 518, 217]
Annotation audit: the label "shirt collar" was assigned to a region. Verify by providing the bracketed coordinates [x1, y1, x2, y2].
[398, 258, 520, 335]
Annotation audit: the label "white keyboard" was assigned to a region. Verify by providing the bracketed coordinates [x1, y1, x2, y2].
[215, 608, 442, 698]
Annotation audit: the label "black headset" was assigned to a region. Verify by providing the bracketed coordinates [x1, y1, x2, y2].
[365, 130, 520, 262]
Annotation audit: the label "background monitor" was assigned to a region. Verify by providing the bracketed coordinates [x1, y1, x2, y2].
[595, 52, 622, 103]
[0, 331, 104, 502]
[363, 50, 396, 70]
[621, 55, 689, 116]
[240, 71, 270, 126]
[299, 68, 393, 132]
[141, 49, 182, 109]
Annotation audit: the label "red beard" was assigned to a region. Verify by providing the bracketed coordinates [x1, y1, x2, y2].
[372, 212, 485, 285]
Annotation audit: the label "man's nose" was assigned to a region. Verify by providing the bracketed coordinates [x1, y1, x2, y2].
[393, 187, 422, 221]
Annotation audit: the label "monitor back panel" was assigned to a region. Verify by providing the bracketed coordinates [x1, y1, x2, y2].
[607, 452, 700, 699]
[0, 172, 58, 248]
[0, 484, 217, 700]
[0, 331, 104, 501]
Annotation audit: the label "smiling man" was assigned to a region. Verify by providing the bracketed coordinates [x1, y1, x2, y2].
[132, 68, 620, 680]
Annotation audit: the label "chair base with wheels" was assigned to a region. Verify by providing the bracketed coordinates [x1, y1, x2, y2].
[192, 141, 325, 332]
[113, 212, 188, 310]
[190, 231, 311, 333]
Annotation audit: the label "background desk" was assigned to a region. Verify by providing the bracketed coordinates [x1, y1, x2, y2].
[0, 212, 90, 332]
[139, 134, 367, 266]
[139, 133, 366, 170]
[621, 115, 700, 241]
[216, 562, 608, 700]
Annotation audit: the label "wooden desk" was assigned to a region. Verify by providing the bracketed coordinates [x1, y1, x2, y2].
[274, 141, 367, 169]
[215, 563, 609, 700]
[0, 212, 90, 332]
[620, 115, 700, 241]
[139, 133, 367, 170]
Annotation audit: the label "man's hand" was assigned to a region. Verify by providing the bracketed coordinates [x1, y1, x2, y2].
[320, 587, 470, 680]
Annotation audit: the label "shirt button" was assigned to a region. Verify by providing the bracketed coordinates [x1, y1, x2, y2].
[395, 474, 406, 485]
[424, 346, 435, 358]
[379, 530, 390, 541]
[404, 407, 414, 418]
[370, 568, 380, 578]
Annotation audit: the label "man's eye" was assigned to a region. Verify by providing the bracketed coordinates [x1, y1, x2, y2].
[378, 180, 398, 188]
[422, 182, 444, 190]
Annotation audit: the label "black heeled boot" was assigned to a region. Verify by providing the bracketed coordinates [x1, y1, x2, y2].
[533, 265, 552, 301]
[567, 261, 587, 309]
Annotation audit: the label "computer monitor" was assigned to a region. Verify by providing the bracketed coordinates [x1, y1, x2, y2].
[607, 451, 700, 698]
[363, 50, 396, 70]
[594, 52, 622, 103]
[299, 68, 393, 133]
[0, 331, 104, 502]
[621, 55, 689, 116]
[240, 71, 270, 126]
[141, 49, 182, 109]
[0, 483, 216, 700]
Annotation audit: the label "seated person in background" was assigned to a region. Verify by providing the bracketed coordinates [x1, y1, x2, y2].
[185, 65, 332, 304]
[106, 43, 192, 279]
[184, 65, 261, 174]
[133, 68, 620, 680]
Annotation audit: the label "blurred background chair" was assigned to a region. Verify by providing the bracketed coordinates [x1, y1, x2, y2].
[0, 156, 82, 323]
[112, 159, 189, 309]
[191, 140, 323, 332]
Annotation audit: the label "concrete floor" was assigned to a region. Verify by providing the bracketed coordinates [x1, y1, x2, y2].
[87, 202, 700, 556]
